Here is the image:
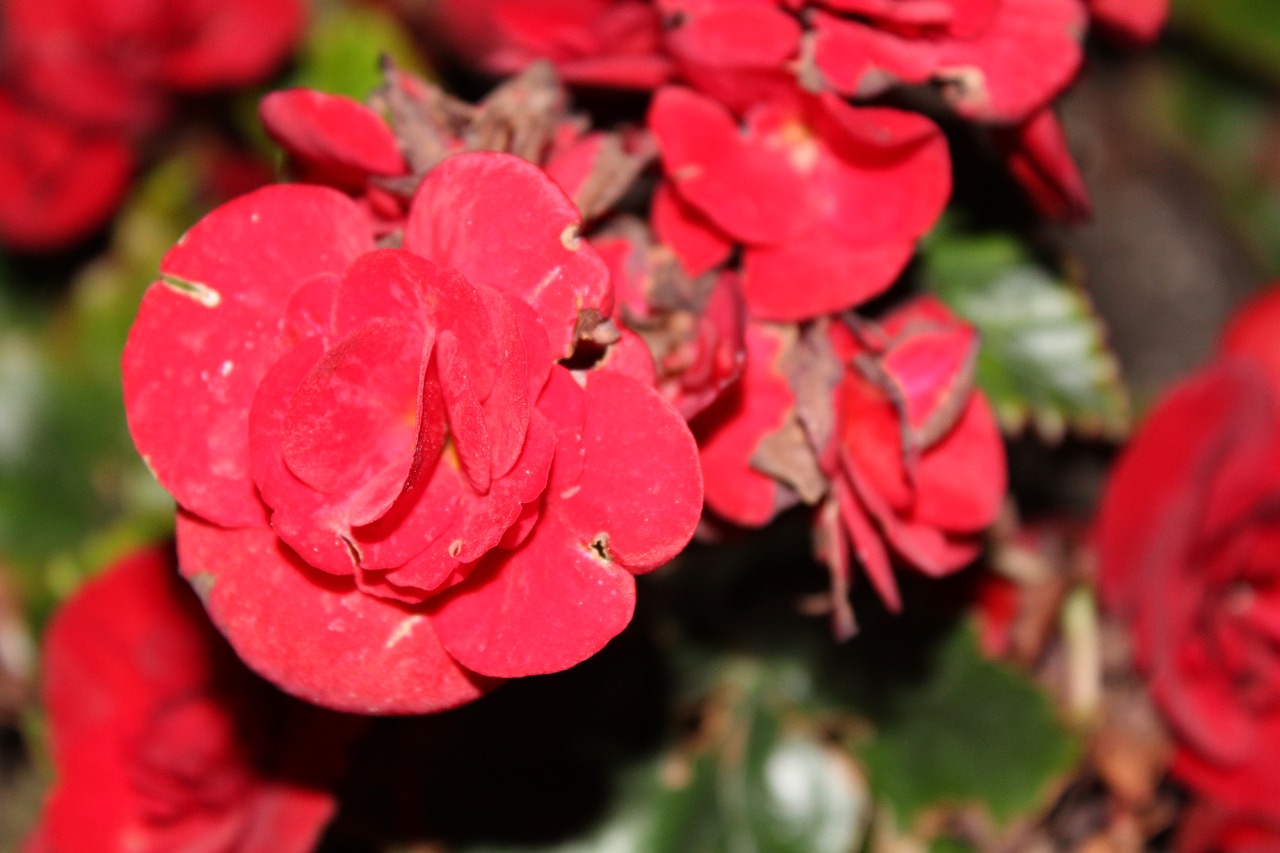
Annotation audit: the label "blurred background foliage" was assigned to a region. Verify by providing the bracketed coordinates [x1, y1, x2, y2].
[0, 0, 1278, 851]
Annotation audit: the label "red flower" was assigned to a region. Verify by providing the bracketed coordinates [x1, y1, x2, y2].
[2, 0, 303, 132]
[428, 0, 673, 89]
[123, 151, 702, 714]
[23, 544, 362, 853]
[819, 297, 1005, 627]
[807, 0, 1088, 123]
[1098, 286, 1280, 835]
[649, 85, 950, 320]
[0, 94, 133, 252]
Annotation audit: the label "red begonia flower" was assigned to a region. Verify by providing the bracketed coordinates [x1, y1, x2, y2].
[23, 544, 362, 853]
[649, 85, 950, 320]
[0, 94, 133, 251]
[808, 0, 1088, 123]
[2, 0, 303, 131]
[822, 298, 1005, 613]
[1086, 0, 1167, 46]
[428, 0, 674, 89]
[1099, 287, 1280, 829]
[124, 151, 702, 713]
[1098, 359, 1280, 819]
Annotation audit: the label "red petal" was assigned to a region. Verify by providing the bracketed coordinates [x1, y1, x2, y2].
[428, 514, 636, 678]
[260, 89, 406, 190]
[649, 87, 805, 245]
[597, 328, 659, 387]
[332, 249, 496, 398]
[835, 474, 900, 612]
[404, 152, 612, 359]
[437, 330, 494, 494]
[360, 409, 555, 591]
[695, 323, 792, 527]
[840, 376, 912, 514]
[662, 3, 800, 70]
[282, 318, 429, 504]
[176, 511, 497, 714]
[249, 339, 360, 574]
[539, 366, 588, 496]
[651, 180, 733, 277]
[557, 370, 702, 573]
[911, 395, 1006, 532]
[123, 186, 375, 527]
[881, 321, 979, 441]
[743, 230, 915, 320]
[810, 13, 937, 96]
[928, 0, 1086, 122]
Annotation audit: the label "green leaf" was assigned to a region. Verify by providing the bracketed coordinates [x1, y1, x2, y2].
[924, 232, 1129, 440]
[858, 627, 1078, 827]
[289, 4, 429, 100]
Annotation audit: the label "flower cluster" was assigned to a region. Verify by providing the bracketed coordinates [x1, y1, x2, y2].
[426, 0, 1168, 226]
[117, 0, 1175, 718]
[1098, 286, 1280, 852]
[23, 545, 363, 853]
[0, 0, 302, 250]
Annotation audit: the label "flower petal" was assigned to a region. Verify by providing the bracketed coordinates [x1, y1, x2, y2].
[404, 152, 612, 358]
[428, 514, 636, 678]
[176, 511, 497, 714]
[124, 185, 375, 527]
[557, 370, 702, 573]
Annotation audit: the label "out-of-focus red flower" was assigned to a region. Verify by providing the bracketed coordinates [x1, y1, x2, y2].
[123, 151, 702, 714]
[428, 0, 673, 89]
[0, 0, 301, 251]
[649, 85, 950, 321]
[0, 94, 133, 252]
[1, 0, 303, 132]
[1178, 800, 1280, 853]
[1098, 285, 1280, 839]
[819, 297, 1005, 625]
[428, 0, 1088, 125]
[1086, 0, 1167, 46]
[23, 544, 362, 853]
